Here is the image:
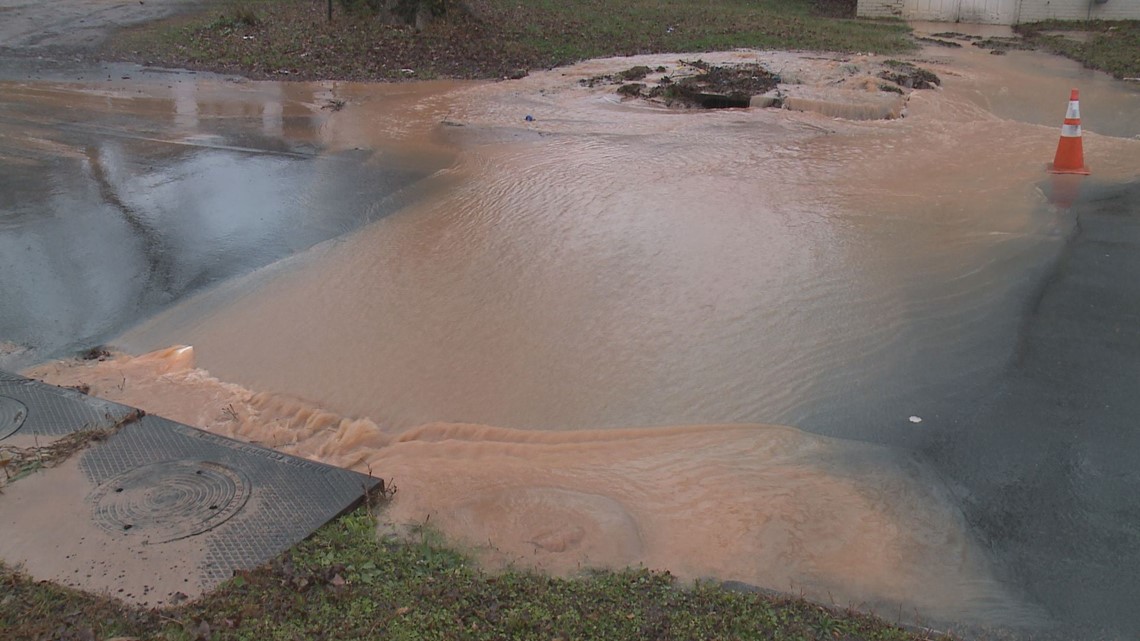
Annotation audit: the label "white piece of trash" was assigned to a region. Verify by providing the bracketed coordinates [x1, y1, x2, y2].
[908, 415, 923, 424]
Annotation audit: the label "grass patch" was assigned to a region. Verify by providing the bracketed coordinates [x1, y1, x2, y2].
[1015, 20, 1140, 78]
[0, 508, 952, 640]
[105, 0, 914, 81]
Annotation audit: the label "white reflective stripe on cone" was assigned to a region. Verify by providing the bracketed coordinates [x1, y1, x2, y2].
[1061, 124, 1082, 137]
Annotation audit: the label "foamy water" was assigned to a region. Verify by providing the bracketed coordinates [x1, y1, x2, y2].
[27, 346, 1042, 625]
[15, 42, 1140, 634]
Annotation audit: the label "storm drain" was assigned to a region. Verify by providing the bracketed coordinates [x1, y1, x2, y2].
[89, 460, 252, 543]
[0, 375, 381, 605]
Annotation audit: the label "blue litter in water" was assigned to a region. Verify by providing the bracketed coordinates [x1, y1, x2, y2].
[525, 115, 535, 122]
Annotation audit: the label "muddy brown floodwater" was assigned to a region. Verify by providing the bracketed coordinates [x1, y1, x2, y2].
[0, 72, 460, 365]
[9, 29, 1140, 640]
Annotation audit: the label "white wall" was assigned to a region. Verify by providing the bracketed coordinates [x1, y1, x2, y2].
[855, 0, 1016, 22]
[1017, 0, 1140, 23]
[857, 0, 1140, 24]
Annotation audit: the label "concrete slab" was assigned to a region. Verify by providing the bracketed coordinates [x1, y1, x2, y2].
[0, 375, 380, 605]
[780, 85, 908, 120]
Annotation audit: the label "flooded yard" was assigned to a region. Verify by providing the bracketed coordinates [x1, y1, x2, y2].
[4, 29, 1140, 638]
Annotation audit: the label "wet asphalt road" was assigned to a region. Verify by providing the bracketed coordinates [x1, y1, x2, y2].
[923, 180, 1140, 639]
[771, 176, 1140, 639]
[0, 141, 433, 367]
[0, 68, 447, 369]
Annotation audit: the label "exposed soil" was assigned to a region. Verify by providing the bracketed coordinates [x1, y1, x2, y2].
[915, 36, 962, 48]
[928, 31, 1036, 58]
[584, 60, 780, 109]
[972, 36, 1036, 54]
[579, 64, 668, 87]
[586, 58, 937, 111]
[878, 60, 941, 89]
[929, 31, 1031, 51]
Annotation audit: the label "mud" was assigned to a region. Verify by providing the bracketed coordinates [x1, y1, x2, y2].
[587, 61, 779, 109]
[877, 60, 940, 90]
[584, 57, 927, 116]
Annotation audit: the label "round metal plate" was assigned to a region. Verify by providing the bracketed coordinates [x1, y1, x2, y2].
[90, 460, 250, 543]
[0, 395, 28, 440]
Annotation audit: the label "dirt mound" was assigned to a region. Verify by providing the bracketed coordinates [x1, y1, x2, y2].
[580, 56, 936, 119]
[878, 60, 941, 89]
[583, 60, 779, 109]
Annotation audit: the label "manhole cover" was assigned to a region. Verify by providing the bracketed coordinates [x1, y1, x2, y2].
[0, 395, 28, 440]
[90, 460, 251, 543]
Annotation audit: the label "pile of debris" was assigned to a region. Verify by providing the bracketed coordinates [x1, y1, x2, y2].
[928, 31, 1034, 55]
[877, 60, 941, 90]
[579, 58, 941, 120]
[582, 60, 779, 109]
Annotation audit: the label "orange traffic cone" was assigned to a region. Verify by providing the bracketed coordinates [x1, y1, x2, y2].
[1048, 88, 1090, 175]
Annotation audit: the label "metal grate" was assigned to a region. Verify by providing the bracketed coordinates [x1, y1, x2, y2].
[89, 460, 252, 544]
[0, 377, 379, 600]
[0, 395, 28, 440]
[80, 415, 378, 587]
[0, 376, 136, 439]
